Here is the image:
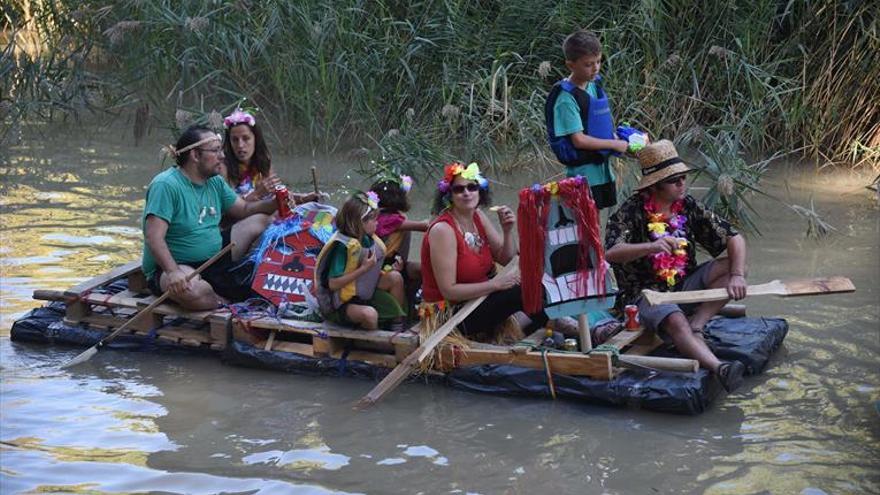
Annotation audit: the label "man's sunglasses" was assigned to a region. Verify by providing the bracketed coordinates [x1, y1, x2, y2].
[660, 174, 687, 186]
[451, 183, 481, 194]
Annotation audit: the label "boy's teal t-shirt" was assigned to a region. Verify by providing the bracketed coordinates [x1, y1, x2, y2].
[552, 81, 598, 137]
[551, 81, 614, 185]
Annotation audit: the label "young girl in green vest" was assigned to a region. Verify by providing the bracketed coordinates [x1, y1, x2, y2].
[314, 192, 407, 330]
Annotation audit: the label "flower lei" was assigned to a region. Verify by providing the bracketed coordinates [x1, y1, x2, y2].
[224, 108, 256, 128]
[644, 195, 689, 286]
[528, 175, 586, 195]
[437, 161, 489, 194]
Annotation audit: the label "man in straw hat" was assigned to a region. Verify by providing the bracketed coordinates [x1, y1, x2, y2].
[604, 139, 748, 392]
[142, 125, 277, 310]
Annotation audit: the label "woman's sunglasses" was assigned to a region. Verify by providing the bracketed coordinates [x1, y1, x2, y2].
[451, 183, 481, 194]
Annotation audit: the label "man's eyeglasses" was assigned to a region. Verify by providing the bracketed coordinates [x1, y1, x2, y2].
[660, 174, 687, 186]
[451, 183, 481, 194]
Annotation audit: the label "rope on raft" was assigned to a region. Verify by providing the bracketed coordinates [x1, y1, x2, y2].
[224, 297, 328, 340]
[541, 349, 557, 400]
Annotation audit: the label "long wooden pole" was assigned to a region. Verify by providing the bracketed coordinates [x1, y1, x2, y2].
[642, 276, 854, 306]
[356, 256, 519, 409]
[310, 166, 319, 195]
[60, 243, 235, 368]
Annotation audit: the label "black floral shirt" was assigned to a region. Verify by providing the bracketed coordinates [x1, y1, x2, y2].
[604, 193, 739, 308]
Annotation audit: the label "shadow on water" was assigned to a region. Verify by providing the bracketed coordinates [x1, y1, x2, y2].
[1, 124, 879, 494]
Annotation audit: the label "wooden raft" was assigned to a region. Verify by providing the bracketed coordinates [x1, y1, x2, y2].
[32, 262, 421, 366]
[33, 262, 688, 380]
[33, 262, 230, 350]
[435, 324, 666, 381]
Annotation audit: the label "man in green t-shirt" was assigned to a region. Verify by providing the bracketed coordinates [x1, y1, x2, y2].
[143, 125, 277, 310]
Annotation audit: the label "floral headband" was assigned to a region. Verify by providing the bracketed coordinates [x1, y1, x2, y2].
[356, 191, 380, 218]
[224, 108, 256, 128]
[437, 162, 489, 194]
[376, 173, 413, 192]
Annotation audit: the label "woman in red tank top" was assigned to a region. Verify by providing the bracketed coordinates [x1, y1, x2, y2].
[420, 162, 546, 341]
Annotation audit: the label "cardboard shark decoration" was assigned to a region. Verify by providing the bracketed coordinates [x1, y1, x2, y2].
[517, 177, 616, 318]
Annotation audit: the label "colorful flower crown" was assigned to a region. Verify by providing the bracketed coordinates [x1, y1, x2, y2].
[356, 190, 380, 217]
[437, 162, 489, 194]
[375, 172, 413, 193]
[223, 108, 256, 128]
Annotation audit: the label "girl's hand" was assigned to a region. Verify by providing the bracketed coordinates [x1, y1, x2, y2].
[255, 173, 282, 198]
[493, 205, 515, 231]
[391, 255, 404, 272]
[361, 250, 377, 271]
[310, 190, 330, 203]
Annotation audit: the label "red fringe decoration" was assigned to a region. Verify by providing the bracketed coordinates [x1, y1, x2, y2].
[557, 179, 606, 300]
[517, 178, 606, 315]
[517, 187, 550, 314]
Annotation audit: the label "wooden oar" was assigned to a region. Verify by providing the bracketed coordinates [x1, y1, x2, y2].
[60, 243, 234, 368]
[641, 276, 855, 306]
[356, 256, 519, 409]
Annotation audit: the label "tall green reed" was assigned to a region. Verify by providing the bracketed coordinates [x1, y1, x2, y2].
[7, 0, 878, 185]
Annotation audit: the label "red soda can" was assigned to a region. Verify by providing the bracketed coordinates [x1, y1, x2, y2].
[624, 304, 640, 330]
[274, 185, 293, 218]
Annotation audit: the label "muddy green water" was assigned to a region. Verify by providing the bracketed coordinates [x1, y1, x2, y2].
[1, 126, 878, 494]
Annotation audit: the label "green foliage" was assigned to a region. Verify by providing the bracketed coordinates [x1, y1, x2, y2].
[5, 0, 878, 174]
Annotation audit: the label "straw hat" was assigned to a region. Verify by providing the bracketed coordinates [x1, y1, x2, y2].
[634, 139, 693, 190]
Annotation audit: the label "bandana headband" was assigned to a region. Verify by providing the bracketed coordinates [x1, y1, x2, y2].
[165, 133, 221, 157]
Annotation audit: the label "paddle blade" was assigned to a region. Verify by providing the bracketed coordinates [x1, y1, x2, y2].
[354, 361, 415, 410]
[783, 276, 855, 296]
[60, 345, 98, 369]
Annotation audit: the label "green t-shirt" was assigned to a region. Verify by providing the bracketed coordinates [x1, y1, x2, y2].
[141, 167, 238, 277]
[551, 81, 615, 185]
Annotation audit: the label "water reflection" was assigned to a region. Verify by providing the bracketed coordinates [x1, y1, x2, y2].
[1, 126, 878, 494]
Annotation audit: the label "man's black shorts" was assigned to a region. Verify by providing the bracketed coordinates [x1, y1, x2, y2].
[147, 230, 254, 302]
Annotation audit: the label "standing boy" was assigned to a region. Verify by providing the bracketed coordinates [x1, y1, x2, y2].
[545, 30, 630, 209]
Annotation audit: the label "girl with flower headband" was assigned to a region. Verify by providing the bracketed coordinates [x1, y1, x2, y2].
[313, 192, 406, 330]
[221, 108, 323, 204]
[370, 174, 429, 288]
[420, 162, 551, 342]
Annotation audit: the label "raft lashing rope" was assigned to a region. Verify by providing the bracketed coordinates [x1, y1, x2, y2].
[224, 298, 328, 340]
[519, 339, 624, 400]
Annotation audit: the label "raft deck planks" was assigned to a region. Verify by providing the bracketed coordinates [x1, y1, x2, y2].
[33, 262, 689, 379]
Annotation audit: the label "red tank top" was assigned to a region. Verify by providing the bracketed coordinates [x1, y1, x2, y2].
[421, 210, 494, 302]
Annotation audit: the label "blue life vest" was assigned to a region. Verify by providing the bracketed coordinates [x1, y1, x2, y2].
[545, 77, 616, 166]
